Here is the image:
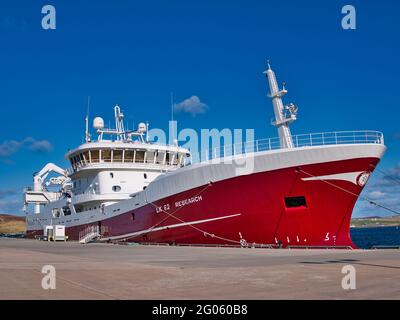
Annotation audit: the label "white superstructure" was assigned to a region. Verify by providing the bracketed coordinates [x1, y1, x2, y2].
[24, 105, 190, 217]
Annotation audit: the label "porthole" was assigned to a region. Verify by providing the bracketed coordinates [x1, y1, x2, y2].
[112, 185, 122, 192]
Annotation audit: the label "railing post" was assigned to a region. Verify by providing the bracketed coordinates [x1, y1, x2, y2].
[268, 138, 271, 150]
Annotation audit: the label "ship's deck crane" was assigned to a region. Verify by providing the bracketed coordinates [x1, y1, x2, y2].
[34, 163, 68, 192]
[24, 163, 69, 214]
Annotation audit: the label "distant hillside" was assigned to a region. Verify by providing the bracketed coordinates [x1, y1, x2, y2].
[0, 214, 26, 234]
[351, 215, 400, 228]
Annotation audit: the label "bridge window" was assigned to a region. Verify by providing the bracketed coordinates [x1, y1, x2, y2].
[83, 151, 90, 163]
[91, 150, 100, 163]
[146, 151, 156, 164]
[156, 151, 165, 164]
[136, 150, 145, 163]
[125, 150, 135, 162]
[178, 154, 184, 166]
[102, 149, 112, 162]
[114, 150, 123, 162]
[284, 196, 307, 208]
[169, 153, 179, 165]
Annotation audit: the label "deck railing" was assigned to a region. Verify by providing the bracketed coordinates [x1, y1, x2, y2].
[188, 130, 384, 164]
[66, 130, 384, 171]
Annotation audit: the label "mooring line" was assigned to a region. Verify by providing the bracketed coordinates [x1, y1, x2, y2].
[113, 182, 243, 245]
[374, 167, 400, 186]
[299, 169, 400, 216]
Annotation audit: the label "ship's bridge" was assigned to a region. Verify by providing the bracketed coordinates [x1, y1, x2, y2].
[67, 104, 190, 175]
[66, 141, 190, 175]
[60, 105, 191, 208]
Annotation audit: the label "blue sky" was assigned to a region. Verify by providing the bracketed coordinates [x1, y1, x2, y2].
[0, 0, 399, 217]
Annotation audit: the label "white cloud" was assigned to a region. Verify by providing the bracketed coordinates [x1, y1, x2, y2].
[174, 96, 209, 117]
[368, 190, 386, 199]
[0, 140, 21, 157]
[28, 140, 53, 153]
[0, 137, 53, 160]
[0, 199, 22, 214]
[0, 189, 18, 200]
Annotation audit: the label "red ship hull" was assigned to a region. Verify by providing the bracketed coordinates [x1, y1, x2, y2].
[27, 156, 379, 248]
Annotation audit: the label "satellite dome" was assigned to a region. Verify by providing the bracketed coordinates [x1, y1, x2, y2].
[93, 117, 105, 130]
[138, 122, 147, 133]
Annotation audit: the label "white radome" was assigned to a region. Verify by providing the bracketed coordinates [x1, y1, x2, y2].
[93, 117, 105, 130]
[138, 122, 147, 133]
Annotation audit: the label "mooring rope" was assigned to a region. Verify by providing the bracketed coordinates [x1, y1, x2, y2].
[374, 167, 400, 186]
[299, 169, 400, 216]
[113, 182, 243, 245]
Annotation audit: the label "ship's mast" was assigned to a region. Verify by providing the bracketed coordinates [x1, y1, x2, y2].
[85, 96, 91, 143]
[92, 105, 148, 143]
[114, 105, 126, 141]
[263, 61, 297, 149]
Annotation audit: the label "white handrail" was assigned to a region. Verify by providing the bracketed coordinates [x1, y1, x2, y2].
[199, 130, 384, 163]
[68, 130, 384, 172]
